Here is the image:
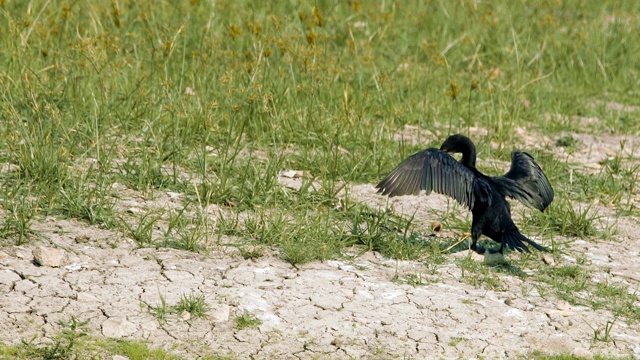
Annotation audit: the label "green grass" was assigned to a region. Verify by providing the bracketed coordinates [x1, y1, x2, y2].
[531, 351, 634, 360]
[148, 292, 171, 324]
[459, 259, 640, 324]
[1, 0, 638, 251]
[525, 198, 602, 239]
[538, 266, 640, 322]
[0, 316, 186, 359]
[234, 310, 263, 330]
[173, 292, 210, 319]
[0, 337, 187, 360]
[147, 292, 210, 323]
[1, 0, 640, 356]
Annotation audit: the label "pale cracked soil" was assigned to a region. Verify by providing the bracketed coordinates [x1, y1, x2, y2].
[2, 132, 640, 359]
[2, 206, 640, 359]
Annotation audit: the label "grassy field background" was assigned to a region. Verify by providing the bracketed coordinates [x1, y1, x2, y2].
[1, 0, 640, 358]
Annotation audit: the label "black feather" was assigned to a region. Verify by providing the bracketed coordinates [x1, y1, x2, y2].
[376, 148, 478, 209]
[501, 151, 555, 211]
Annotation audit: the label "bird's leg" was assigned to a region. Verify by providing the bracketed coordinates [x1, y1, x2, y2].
[498, 240, 506, 254]
[470, 227, 485, 254]
[483, 235, 508, 265]
[488, 239, 506, 255]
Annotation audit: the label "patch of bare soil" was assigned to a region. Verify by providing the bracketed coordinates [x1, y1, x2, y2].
[1, 132, 640, 359]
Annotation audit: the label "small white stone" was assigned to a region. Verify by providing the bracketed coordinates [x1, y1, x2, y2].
[280, 170, 303, 178]
[166, 191, 181, 199]
[0, 163, 20, 173]
[209, 304, 230, 322]
[101, 318, 137, 338]
[505, 308, 524, 318]
[32, 246, 66, 267]
[65, 263, 82, 271]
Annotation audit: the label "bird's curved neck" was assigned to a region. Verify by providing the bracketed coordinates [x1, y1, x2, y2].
[460, 147, 477, 168]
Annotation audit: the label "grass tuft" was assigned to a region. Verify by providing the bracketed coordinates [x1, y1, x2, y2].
[148, 292, 210, 322]
[234, 310, 263, 330]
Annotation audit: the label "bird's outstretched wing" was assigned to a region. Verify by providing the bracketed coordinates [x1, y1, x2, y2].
[499, 151, 554, 211]
[376, 148, 487, 209]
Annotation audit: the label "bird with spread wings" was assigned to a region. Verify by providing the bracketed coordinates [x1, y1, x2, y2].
[376, 134, 554, 255]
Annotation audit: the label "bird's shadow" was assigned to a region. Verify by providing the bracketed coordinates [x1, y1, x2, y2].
[414, 233, 528, 278]
[487, 260, 528, 278]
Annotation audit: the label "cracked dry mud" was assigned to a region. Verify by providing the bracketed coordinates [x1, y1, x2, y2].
[1, 210, 640, 359]
[2, 133, 640, 359]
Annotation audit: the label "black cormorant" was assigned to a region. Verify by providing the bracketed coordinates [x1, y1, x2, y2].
[376, 134, 554, 255]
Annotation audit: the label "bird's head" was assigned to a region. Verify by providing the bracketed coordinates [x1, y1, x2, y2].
[440, 134, 477, 168]
[440, 134, 474, 154]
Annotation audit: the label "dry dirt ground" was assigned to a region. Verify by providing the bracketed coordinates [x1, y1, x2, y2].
[2, 132, 640, 359]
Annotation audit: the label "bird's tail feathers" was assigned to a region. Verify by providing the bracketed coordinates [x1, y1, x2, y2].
[503, 231, 548, 253]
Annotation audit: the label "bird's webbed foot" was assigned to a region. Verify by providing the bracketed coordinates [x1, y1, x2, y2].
[484, 249, 508, 266]
[470, 242, 486, 255]
[472, 241, 508, 265]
